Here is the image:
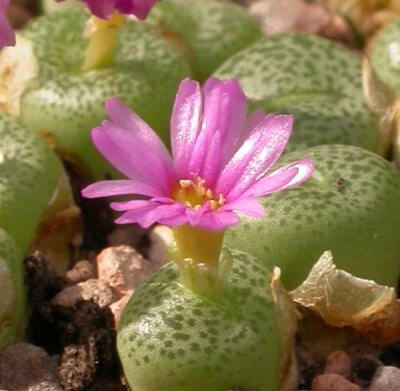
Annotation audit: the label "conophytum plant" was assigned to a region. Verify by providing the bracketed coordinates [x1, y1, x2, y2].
[82, 77, 313, 390]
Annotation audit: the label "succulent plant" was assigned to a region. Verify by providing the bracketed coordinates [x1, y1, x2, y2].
[0, 112, 62, 252]
[0, 228, 26, 351]
[369, 16, 400, 93]
[367, 16, 400, 166]
[224, 144, 400, 290]
[214, 33, 380, 153]
[15, 10, 189, 179]
[40, 0, 82, 13]
[118, 250, 297, 391]
[0, 112, 79, 274]
[147, 0, 262, 81]
[83, 77, 312, 390]
[1, 0, 261, 180]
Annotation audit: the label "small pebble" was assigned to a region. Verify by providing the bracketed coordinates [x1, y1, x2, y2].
[324, 350, 352, 379]
[370, 366, 400, 391]
[0, 343, 62, 390]
[52, 278, 116, 308]
[109, 292, 133, 327]
[97, 245, 153, 298]
[312, 374, 361, 391]
[66, 260, 95, 284]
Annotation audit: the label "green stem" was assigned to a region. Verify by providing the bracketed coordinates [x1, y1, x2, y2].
[170, 225, 231, 298]
[82, 12, 125, 71]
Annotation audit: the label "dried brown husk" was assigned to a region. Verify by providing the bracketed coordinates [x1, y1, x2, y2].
[291, 251, 400, 345]
[29, 169, 82, 275]
[271, 267, 301, 391]
[0, 35, 37, 116]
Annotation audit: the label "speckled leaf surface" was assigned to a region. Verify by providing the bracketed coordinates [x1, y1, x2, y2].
[19, 11, 190, 179]
[118, 250, 281, 391]
[214, 33, 380, 153]
[0, 113, 61, 252]
[224, 144, 400, 290]
[0, 229, 26, 351]
[370, 16, 400, 94]
[148, 0, 262, 81]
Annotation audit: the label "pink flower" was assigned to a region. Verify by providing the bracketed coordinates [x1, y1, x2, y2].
[0, 0, 15, 49]
[56, 0, 162, 20]
[82, 78, 313, 231]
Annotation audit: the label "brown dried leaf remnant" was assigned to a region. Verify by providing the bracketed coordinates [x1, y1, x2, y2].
[291, 251, 400, 345]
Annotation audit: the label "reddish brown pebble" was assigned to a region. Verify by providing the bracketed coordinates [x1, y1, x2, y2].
[324, 350, 352, 379]
[312, 374, 361, 391]
[66, 260, 95, 284]
[97, 245, 153, 298]
[0, 343, 62, 390]
[52, 278, 116, 308]
[110, 292, 133, 327]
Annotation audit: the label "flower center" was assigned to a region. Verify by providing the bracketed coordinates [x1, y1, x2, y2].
[173, 178, 225, 211]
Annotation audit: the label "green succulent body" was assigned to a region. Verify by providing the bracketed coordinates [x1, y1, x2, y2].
[214, 33, 380, 153]
[370, 16, 400, 94]
[118, 250, 285, 391]
[225, 145, 400, 290]
[18, 1, 261, 179]
[40, 0, 83, 13]
[0, 112, 62, 253]
[0, 229, 26, 351]
[147, 0, 262, 81]
[19, 11, 190, 179]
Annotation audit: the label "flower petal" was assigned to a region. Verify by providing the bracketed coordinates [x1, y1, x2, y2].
[243, 158, 314, 198]
[194, 210, 240, 231]
[92, 120, 174, 194]
[126, 0, 162, 19]
[105, 97, 175, 179]
[185, 201, 211, 226]
[138, 203, 186, 228]
[187, 78, 248, 186]
[106, 98, 172, 165]
[115, 200, 157, 224]
[216, 114, 293, 200]
[0, 0, 15, 49]
[86, 0, 114, 18]
[170, 79, 202, 179]
[81, 179, 161, 199]
[56, 0, 160, 19]
[222, 198, 265, 218]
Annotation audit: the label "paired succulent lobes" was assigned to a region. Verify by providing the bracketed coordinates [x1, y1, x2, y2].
[0, 229, 26, 351]
[147, 0, 262, 81]
[0, 113, 62, 253]
[19, 10, 190, 179]
[225, 144, 400, 290]
[118, 250, 294, 391]
[214, 33, 380, 153]
[0, 111, 79, 349]
[16, 0, 261, 180]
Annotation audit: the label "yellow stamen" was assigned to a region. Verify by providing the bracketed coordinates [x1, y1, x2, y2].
[173, 176, 225, 211]
[82, 11, 126, 71]
[179, 179, 193, 188]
